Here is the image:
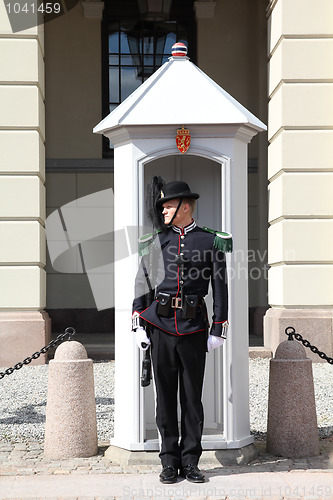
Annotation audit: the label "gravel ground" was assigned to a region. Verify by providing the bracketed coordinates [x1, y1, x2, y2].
[0, 359, 332, 444]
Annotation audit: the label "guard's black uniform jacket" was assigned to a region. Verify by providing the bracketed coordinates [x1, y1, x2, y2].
[132, 220, 230, 337]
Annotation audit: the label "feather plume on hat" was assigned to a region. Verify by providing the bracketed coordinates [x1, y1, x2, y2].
[146, 176, 166, 232]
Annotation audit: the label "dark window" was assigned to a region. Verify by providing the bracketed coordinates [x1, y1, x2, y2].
[101, 0, 196, 157]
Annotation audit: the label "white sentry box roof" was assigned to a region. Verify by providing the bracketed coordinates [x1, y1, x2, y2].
[93, 56, 266, 134]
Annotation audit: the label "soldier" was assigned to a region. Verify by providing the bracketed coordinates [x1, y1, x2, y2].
[132, 180, 232, 484]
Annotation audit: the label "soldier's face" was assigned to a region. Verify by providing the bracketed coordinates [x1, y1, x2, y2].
[162, 199, 188, 226]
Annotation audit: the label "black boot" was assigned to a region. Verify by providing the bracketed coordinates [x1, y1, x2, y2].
[180, 464, 205, 483]
[159, 465, 178, 484]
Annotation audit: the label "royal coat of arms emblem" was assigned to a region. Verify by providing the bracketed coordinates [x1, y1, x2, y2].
[176, 126, 191, 154]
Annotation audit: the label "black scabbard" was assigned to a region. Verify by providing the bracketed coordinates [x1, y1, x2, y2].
[141, 346, 152, 387]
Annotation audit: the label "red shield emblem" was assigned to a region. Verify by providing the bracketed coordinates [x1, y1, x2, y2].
[176, 126, 191, 154]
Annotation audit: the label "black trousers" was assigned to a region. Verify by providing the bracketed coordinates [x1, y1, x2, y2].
[150, 329, 206, 468]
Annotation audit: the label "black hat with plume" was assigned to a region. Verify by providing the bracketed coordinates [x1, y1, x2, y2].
[156, 181, 199, 206]
[146, 178, 200, 231]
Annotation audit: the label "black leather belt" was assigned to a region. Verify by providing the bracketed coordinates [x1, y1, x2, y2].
[171, 296, 203, 308]
[157, 294, 203, 308]
[156, 293, 203, 318]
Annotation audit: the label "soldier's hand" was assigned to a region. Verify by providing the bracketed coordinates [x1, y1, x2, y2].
[135, 327, 151, 351]
[207, 334, 225, 352]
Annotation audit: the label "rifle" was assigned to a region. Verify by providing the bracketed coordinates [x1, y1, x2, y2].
[140, 257, 155, 387]
[140, 175, 165, 387]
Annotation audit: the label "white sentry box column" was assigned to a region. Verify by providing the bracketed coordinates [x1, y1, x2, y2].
[94, 47, 266, 452]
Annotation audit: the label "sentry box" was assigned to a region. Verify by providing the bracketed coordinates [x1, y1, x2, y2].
[94, 44, 266, 459]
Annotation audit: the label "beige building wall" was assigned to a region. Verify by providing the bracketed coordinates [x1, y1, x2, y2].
[0, 4, 50, 365]
[264, 0, 333, 360]
[46, 172, 113, 311]
[44, 3, 114, 315]
[45, 2, 102, 159]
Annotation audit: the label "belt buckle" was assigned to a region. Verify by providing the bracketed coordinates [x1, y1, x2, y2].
[171, 297, 182, 309]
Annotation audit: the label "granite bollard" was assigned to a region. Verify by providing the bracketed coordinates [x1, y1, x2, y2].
[44, 341, 98, 459]
[266, 339, 319, 457]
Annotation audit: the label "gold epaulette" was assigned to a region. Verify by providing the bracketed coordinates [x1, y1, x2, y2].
[202, 227, 233, 253]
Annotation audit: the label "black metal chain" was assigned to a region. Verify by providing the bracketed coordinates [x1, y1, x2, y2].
[0, 327, 76, 380]
[285, 326, 333, 365]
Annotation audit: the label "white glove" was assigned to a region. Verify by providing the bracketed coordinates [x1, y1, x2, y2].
[207, 334, 225, 352]
[135, 327, 151, 351]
